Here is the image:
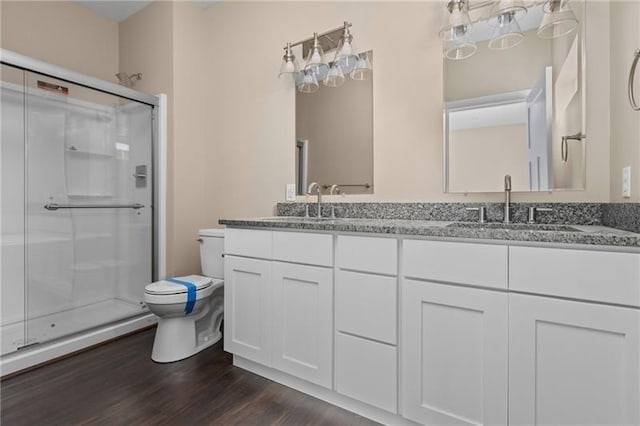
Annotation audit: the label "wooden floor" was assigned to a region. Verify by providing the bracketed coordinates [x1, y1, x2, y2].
[1, 328, 379, 426]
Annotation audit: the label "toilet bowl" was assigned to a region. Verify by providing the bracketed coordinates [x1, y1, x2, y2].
[144, 229, 224, 363]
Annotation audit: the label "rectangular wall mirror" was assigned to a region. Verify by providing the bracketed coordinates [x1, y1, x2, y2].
[296, 51, 374, 195]
[443, 1, 586, 193]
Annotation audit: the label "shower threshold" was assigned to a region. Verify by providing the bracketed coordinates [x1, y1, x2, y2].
[1, 299, 145, 356]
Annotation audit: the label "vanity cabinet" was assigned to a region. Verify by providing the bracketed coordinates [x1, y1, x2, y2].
[272, 261, 333, 388]
[401, 240, 508, 425]
[335, 235, 398, 413]
[224, 227, 640, 425]
[509, 293, 640, 425]
[508, 245, 640, 425]
[224, 229, 334, 388]
[224, 255, 272, 366]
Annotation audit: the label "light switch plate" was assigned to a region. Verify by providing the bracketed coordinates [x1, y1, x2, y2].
[622, 166, 631, 198]
[285, 183, 296, 201]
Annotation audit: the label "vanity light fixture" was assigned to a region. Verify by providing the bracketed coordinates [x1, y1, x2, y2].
[440, 0, 579, 60]
[280, 22, 372, 93]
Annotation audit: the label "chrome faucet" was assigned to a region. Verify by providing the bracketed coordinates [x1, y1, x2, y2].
[307, 182, 322, 218]
[329, 185, 341, 218]
[503, 174, 512, 223]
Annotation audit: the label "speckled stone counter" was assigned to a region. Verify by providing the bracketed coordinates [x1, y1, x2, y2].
[219, 216, 640, 249]
[276, 202, 606, 225]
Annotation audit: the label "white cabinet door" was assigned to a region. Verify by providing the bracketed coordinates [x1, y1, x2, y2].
[272, 261, 333, 388]
[509, 294, 640, 425]
[402, 280, 508, 425]
[224, 255, 272, 366]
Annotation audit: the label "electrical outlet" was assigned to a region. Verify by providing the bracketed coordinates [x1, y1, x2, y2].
[285, 183, 296, 201]
[622, 166, 631, 198]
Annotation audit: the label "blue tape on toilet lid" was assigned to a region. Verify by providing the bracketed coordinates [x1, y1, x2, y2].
[144, 275, 212, 295]
[166, 278, 198, 315]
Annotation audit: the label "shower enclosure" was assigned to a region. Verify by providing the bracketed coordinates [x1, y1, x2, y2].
[1, 50, 164, 374]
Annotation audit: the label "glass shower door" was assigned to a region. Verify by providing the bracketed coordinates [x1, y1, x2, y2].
[1, 64, 27, 355]
[23, 70, 153, 345]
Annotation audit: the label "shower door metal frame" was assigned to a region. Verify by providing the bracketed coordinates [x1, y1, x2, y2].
[0, 48, 165, 282]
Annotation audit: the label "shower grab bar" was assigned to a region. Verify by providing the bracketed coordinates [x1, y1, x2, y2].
[629, 49, 640, 111]
[44, 203, 144, 211]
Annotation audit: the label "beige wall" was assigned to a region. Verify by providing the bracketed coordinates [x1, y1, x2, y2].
[171, 2, 209, 275]
[1, 1, 119, 82]
[119, 1, 179, 274]
[610, 0, 640, 202]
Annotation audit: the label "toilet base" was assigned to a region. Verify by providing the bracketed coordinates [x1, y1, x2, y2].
[151, 318, 222, 363]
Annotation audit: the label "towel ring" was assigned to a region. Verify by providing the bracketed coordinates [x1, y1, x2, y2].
[629, 49, 640, 111]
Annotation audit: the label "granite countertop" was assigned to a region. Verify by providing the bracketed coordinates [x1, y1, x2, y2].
[218, 216, 640, 248]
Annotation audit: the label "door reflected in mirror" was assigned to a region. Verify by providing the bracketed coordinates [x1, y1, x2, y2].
[443, 2, 586, 193]
[296, 51, 373, 195]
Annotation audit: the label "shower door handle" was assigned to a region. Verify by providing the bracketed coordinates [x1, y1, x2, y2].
[44, 203, 144, 211]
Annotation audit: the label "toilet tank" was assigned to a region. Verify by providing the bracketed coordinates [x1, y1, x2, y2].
[199, 228, 225, 279]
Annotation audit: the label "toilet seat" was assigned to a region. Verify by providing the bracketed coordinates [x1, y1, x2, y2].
[145, 275, 212, 295]
[144, 277, 223, 305]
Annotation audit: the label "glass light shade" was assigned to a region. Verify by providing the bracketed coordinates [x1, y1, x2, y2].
[350, 55, 372, 81]
[298, 69, 319, 93]
[324, 62, 345, 87]
[489, 0, 527, 24]
[334, 23, 359, 74]
[537, 0, 578, 39]
[440, 1, 476, 60]
[304, 34, 329, 81]
[278, 43, 299, 79]
[488, 11, 524, 50]
[334, 35, 358, 74]
[442, 25, 477, 60]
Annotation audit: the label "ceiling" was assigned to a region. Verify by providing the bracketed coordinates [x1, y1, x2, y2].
[73, 0, 218, 23]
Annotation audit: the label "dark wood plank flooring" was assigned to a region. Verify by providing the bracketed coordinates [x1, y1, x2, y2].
[1, 328, 379, 426]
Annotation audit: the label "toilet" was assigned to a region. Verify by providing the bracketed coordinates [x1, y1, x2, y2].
[144, 229, 225, 363]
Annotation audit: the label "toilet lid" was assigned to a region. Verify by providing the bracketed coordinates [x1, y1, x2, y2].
[145, 275, 213, 295]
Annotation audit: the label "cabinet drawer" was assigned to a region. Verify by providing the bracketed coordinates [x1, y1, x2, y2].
[337, 235, 397, 275]
[273, 231, 333, 266]
[336, 271, 397, 345]
[403, 239, 508, 289]
[335, 332, 397, 413]
[224, 228, 272, 259]
[510, 246, 640, 306]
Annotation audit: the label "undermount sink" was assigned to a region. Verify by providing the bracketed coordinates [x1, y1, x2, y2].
[447, 222, 583, 232]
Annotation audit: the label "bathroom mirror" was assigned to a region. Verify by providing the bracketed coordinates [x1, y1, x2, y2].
[443, 2, 586, 193]
[295, 51, 373, 195]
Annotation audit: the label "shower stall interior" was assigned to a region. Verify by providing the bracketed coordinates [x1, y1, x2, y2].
[1, 51, 164, 374]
